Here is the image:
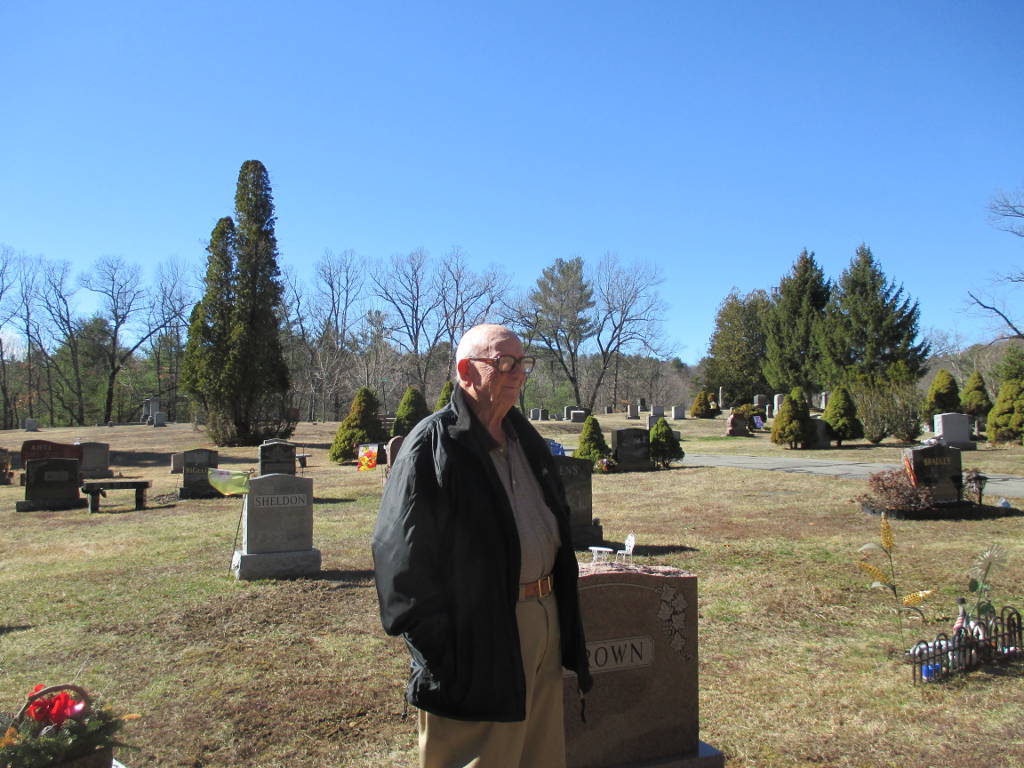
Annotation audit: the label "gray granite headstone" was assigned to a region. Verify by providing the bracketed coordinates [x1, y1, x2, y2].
[717, 387, 725, 409]
[77, 442, 112, 479]
[259, 441, 296, 476]
[753, 394, 767, 408]
[671, 405, 686, 420]
[637, 398, 647, 412]
[153, 411, 167, 427]
[903, 444, 963, 503]
[626, 404, 639, 420]
[773, 393, 785, 415]
[540, 409, 549, 421]
[934, 412, 973, 449]
[646, 414, 659, 429]
[179, 448, 219, 499]
[612, 428, 653, 472]
[23, 418, 38, 432]
[232, 474, 321, 579]
[570, 410, 587, 423]
[604, 406, 614, 414]
[564, 564, 722, 768]
[565, 405, 579, 420]
[17, 458, 87, 511]
[170, 452, 184, 474]
[554, 455, 602, 546]
[530, 408, 541, 420]
[651, 406, 665, 418]
[140, 398, 151, 423]
[807, 417, 831, 449]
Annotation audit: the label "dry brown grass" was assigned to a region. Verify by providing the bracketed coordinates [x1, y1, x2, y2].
[1, 420, 1023, 767]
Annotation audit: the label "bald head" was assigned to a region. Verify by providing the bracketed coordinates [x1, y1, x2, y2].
[455, 324, 520, 369]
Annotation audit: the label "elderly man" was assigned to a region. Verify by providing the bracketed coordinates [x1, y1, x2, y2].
[372, 323, 592, 768]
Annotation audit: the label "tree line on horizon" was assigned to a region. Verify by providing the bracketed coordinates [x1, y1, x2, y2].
[2, 163, 1021, 445]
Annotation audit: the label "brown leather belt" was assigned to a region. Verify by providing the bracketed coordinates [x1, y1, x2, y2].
[518, 574, 554, 600]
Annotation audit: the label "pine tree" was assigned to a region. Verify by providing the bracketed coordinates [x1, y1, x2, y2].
[987, 378, 1024, 444]
[815, 245, 929, 386]
[701, 289, 771, 405]
[922, 369, 961, 423]
[821, 385, 863, 446]
[393, 386, 430, 437]
[649, 417, 683, 468]
[330, 387, 388, 462]
[960, 371, 993, 423]
[182, 161, 294, 445]
[762, 249, 830, 393]
[434, 379, 454, 412]
[575, 415, 611, 463]
[994, 346, 1024, 383]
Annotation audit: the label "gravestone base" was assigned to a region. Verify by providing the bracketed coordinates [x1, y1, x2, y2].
[617, 742, 725, 767]
[16, 499, 88, 512]
[178, 487, 221, 500]
[571, 520, 604, 548]
[231, 548, 322, 580]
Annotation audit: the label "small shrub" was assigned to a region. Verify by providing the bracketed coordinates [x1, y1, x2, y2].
[649, 417, 683, 468]
[960, 371, 992, 426]
[690, 390, 712, 419]
[858, 469, 934, 513]
[434, 380, 454, 412]
[329, 387, 387, 462]
[922, 369, 961, 422]
[822, 385, 863, 446]
[770, 395, 804, 449]
[393, 386, 430, 437]
[987, 378, 1024, 444]
[575, 415, 611, 463]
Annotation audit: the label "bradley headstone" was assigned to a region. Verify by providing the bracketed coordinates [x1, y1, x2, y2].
[554, 455, 602, 546]
[231, 474, 321, 580]
[903, 444, 963, 503]
[564, 564, 722, 768]
[612, 428, 653, 472]
[17, 458, 87, 512]
[259, 440, 296, 476]
[179, 448, 220, 499]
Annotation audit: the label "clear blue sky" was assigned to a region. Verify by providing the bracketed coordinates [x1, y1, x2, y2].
[2, 1, 1022, 364]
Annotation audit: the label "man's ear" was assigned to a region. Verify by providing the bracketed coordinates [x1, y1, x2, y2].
[456, 358, 473, 385]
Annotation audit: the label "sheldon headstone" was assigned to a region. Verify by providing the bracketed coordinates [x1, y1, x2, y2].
[77, 442, 113, 479]
[554, 455, 602, 546]
[259, 440, 296, 476]
[179, 448, 220, 499]
[564, 564, 722, 768]
[903, 444, 963, 503]
[612, 428, 653, 472]
[231, 474, 321, 580]
[17, 458, 88, 512]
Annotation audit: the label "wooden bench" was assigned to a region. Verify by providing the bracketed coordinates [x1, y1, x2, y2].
[80, 480, 152, 514]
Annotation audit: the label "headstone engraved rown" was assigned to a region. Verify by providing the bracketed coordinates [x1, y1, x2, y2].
[232, 474, 321, 579]
[612, 428, 652, 472]
[553, 455, 601, 546]
[178, 448, 219, 499]
[17, 458, 88, 511]
[563, 565, 722, 768]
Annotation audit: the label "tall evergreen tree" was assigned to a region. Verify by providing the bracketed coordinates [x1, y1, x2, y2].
[815, 245, 929, 386]
[762, 249, 830, 393]
[987, 379, 1024, 444]
[701, 288, 770, 405]
[182, 161, 294, 445]
[393, 386, 430, 437]
[960, 371, 993, 423]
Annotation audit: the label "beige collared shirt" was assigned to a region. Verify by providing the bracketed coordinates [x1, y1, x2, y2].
[490, 431, 561, 584]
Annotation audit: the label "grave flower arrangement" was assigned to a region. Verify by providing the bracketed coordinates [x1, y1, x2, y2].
[0, 684, 135, 768]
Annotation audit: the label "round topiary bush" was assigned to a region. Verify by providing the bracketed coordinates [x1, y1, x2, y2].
[649, 417, 684, 468]
[575, 415, 611, 464]
[922, 369, 961, 423]
[822, 385, 863, 446]
[393, 386, 430, 437]
[690, 391, 712, 419]
[960, 371, 993, 429]
[771, 394, 806, 449]
[329, 387, 388, 462]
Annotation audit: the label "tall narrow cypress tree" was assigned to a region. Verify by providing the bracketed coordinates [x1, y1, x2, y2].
[762, 249, 829, 393]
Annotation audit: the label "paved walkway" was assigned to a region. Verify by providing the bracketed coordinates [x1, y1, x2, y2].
[686, 454, 1024, 499]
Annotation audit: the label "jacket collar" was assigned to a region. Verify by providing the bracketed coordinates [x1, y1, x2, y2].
[448, 385, 524, 450]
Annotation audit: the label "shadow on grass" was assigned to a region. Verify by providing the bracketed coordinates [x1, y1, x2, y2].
[313, 497, 356, 505]
[0, 625, 33, 637]
[318, 568, 376, 586]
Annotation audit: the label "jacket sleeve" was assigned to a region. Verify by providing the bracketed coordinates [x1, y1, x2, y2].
[371, 427, 451, 672]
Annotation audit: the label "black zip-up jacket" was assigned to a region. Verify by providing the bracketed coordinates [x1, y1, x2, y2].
[372, 386, 592, 721]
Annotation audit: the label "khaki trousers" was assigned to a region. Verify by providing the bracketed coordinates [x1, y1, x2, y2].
[418, 592, 565, 768]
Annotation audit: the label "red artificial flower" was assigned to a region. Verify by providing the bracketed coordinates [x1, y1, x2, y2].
[24, 686, 85, 727]
[26, 685, 50, 723]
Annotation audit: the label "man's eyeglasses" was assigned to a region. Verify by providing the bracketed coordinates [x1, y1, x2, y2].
[466, 355, 536, 375]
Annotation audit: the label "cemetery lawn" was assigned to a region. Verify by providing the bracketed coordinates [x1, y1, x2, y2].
[2, 420, 1023, 767]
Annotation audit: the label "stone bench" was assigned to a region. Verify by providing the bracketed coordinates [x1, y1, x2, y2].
[80, 480, 152, 514]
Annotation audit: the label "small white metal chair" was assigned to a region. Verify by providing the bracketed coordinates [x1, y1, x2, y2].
[615, 533, 636, 564]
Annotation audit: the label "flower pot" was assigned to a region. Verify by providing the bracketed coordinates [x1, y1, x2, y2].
[53, 746, 114, 768]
